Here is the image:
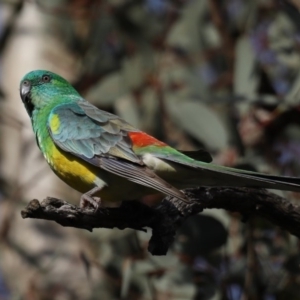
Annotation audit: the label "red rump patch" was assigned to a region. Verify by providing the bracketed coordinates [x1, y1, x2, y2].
[128, 132, 167, 147]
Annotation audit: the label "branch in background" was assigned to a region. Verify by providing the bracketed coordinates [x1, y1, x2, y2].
[21, 187, 300, 255]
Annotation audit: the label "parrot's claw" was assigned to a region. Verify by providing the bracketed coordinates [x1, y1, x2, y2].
[80, 186, 104, 212]
[80, 194, 101, 212]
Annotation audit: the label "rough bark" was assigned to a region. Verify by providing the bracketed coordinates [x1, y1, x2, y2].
[21, 187, 300, 255]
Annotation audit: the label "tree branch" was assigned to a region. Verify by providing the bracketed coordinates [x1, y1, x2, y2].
[21, 187, 300, 255]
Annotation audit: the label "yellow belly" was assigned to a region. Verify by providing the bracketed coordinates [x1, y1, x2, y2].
[44, 143, 99, 193]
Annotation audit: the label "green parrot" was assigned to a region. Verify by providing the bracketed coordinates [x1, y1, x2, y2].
[20, 70, 300, 208]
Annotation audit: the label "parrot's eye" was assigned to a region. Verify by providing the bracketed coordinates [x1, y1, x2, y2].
[23, 80, 30, 86]
[42, 75, 51, 83]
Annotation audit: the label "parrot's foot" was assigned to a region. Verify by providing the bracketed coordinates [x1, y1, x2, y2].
[80, 194, 101, 211]
[80, 186, 104, 211]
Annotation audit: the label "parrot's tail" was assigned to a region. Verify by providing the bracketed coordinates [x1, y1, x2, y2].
[195, 163, 300, 193]
[152, 152, 300, 193]
[237, 171, 300, 192]
[166, 156, 300, 193]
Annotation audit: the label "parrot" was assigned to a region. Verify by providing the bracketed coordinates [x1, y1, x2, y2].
[19, 70, 300, 209]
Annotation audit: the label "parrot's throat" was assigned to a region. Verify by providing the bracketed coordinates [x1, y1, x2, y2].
[23, 93, 34, 117]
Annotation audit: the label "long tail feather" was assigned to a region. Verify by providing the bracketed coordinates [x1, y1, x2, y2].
[197, 163, 300, 192]
[161, 154, 300, 192]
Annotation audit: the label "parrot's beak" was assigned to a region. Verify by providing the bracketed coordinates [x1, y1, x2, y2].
[20, 82, 31, 103]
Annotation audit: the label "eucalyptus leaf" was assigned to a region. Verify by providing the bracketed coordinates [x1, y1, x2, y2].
[114, 94, 140, 128]
[85, 72, 126, 106]
[234, 35, 258, 98]
[166, 99, 229, 151]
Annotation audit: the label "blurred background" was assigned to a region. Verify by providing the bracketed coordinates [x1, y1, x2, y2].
[0, 0, 300, 299]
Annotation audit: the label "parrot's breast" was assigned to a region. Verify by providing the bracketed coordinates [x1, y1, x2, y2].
[41, 137, 100, 193]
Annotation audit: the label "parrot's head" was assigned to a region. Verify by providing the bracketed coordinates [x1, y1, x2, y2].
[20, 70, 80, 117]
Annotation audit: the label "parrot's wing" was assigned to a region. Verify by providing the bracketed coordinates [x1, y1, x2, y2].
[48, 101, 189, 202]
[48, 102, 141, 163]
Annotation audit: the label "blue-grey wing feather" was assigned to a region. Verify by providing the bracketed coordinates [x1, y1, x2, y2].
[48, 102, 141, 162]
